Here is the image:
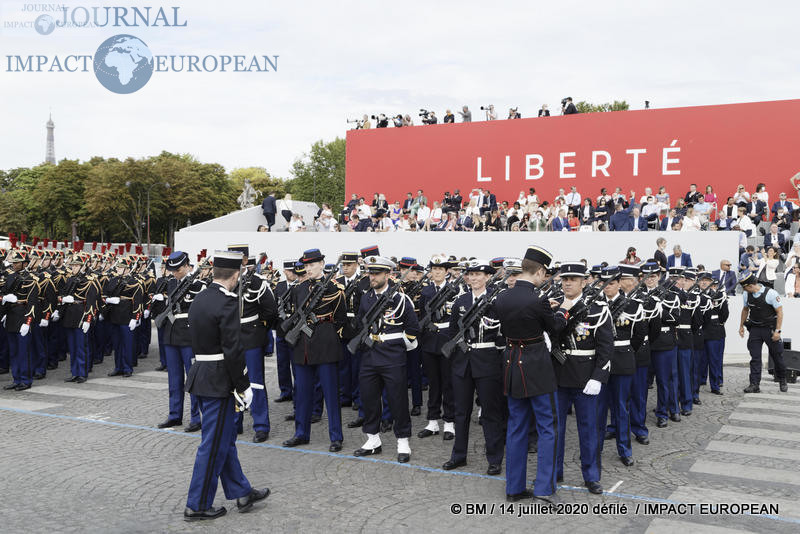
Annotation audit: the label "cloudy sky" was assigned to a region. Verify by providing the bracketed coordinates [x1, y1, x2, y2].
[0, 0, 797, 178]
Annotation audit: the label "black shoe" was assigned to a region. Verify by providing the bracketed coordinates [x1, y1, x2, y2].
[75, 377, 87, 384]
[656, 418, 668, 428]
[780, 381, 788, 392]
[14, 384, 32, 391]
[556, 475, 563, 482]
[184, 506, 226, 522]
[585, 481, 603, 494]
[442, 458, 467, 470]
[3, 383, 19, 390]
[681, 410, 692, 416]
[528, 442, 537, 454]
[347, 417, 364, 428]
[443, 431, 455, 441]
[351, 404, 359, 411]
[329, 440, 342, 452]
[635, 435, 650, 445]
[397, 453, 410, 463]
[122, 373, 132, 378]
[417, 428, 439, 438]
[237, 427, 243, 435]
[46, 363, 58, 370]
[380, 420, 393, 433]
[693, 398, 702, 405]
[620, 456, 635, 467]
[236, 488, 270, 513]
[274, 395, 292, 403]
[604, 431, 615, 440]
[283, 436, 309, 447]
[743, 384, 760, 393]
[340, 400, 352, 407]
[184, 422, 202, 433]
[487, 464, 501, 476]
[64, 376, 78, 382]
[710, 389, 723, 395]
[157, 419, 182, 429]
[353, 445, 381, 457]
[253, 431, 269, 443]
[669, 413, 681, 422]
[0, 368, 8, 375]
[33, 373, 46, 380]
[284, 413, 295, 421]
[310, 414, 322, 424]
[154, 365, 166, 371]
[410, 405, 421, 416]
[506, 489, 533, 502]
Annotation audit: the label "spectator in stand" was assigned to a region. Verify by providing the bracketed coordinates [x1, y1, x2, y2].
[732, 206, 755, 236]
[402, 192, 414, 214]
[527, 188, 539, 205]
[487, 209, 503, 231]
[773, 208, 793, 239]
[288, 212, 305, 232]
[739, 245, 760, 275]
[684, 183, 703, 206]
[755, 182, 769, 208]
[785, 243, 800, 271]
[260, 191, 277, 231]
[597, 188, 612, 206]
[653, 238, 668, 270]
[755, 246, 779, 288]
[772, 192, 795, 218]
[667, 245, 693, 268]
[674, 198, 688, 217]
[485, 105, 498, 120]
[638, 187, 654, 205]
[655, 186, 671, 210]
[554, 188, 567, 205]
[506, 202, 521, 228]
[528, 210, 548, 232]
[518, 213, 531, 231]
[659, 208, 681, 231]
[785, 262, 800, 298]
[565, 186, 581, 208]
[733, 184, 750, 206]
[451, 189, 463, 211]
[411, 189, 427, 218]
[711, 259, 738, 296]
[620, 247, 642, 265]
[704, 185, 717, 205]
[256, 224, 268, 232]
[357, 198, 372, 220]
[562, 97, 578, 114]
[443, 110, 455, 123]
[346, 193, 359, 212]
[425, 201, 443, 231]
[746, 194, 767, 225]
[507, 108, 521, 119]
[390, 201, 402, 225]
[681, 207, 702, 231]
[611, 187, 626, 206]
[347, 213, 359, 231]
[456, 209, 473, 231]
[630, 207, 648, 231]
[440, 211, 458, 231]
[594, 198, 610, 227]
[694, 197, 712, 222]
[516, 191, 528, 208]
[764, 224, 787, 254]
[416, 200, 431, 229]
[720, 197, 737, 220]
[482, 189, 497, 215]
[376, 210, 395, 232]
[403, 114, 414, 126]
[608, 203, 633, 231]
[538, 104, 550, 117]
[551, 207, 571, 232]
[370, 193, 379, 209]
[567, 208, 581, 231]
[458, 106, 472, 123]
[641, 195, 660, 224]
[377, 194, 389, 211]
[580, 198, 595, 229]
[464, 198, 480, 219]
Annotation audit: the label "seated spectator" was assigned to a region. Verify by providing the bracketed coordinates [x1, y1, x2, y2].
[357, 198, 372, 220]
[630, 207, 648, 231]
[450, 189, 463, 211]
[456, 209, 473, 230]
[786, 243, 800, 269]
[694, 198, 712, 221]
[554, 188, 567, 206]
[594, 199, 610, 226]
[402, 192, 414, 214]
[370, 192, 380, 209]
[517, 190, 528, 207]
[719, 196, 738, 220]
[425, 201, 443, 230]
[579, 198, 595, 229]
[375, 210, 395, 232]
[704, 185, 717, 205]
[473, 214, 487, 232]
[565, 186, 581, 207]
[732, 206, 755, 236]
[655, 186, 670, 210]
[746, 193, 767, 224]
[733, 184, 750, 206]
[528, 210, 548, 232]
[551, 207, 571, 232]
[506, 202, 521, 228]
[416, 201, 431, 229]
[711, 259, 738, 295]
[519, 213, 531, 231]
[639, 187, 654, 205]
[641, 196, 660, 221]
[785, 261, 800, 298]
[771, 192, 795, 218]
[568, 208, 581, 231]
[755, 182, 769, 207]
[674, 198, 688, 217]
[527, 187, 539, 205]
[755, 246, 779, 288]
[487, 209, 503, 231]
[764, 223, 787, 253]
[346, 193, 359, 213]
[739, 245, 760, 275]
[390, 201, 402, 224]
[667, 245, 692, 268]
[597, 188, 612, 206]
[465, 198, 480, 218]
[681, 207, 702, 231]
[288, 213, 305, 232]
[442, 211, 458, 231]
[684, 183, 703, 205]
[620, 247, 642, 265]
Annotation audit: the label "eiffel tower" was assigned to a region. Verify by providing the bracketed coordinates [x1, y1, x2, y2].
[46, 113, 55, 164]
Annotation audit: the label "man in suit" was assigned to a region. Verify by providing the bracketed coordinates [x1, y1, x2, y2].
[711, 260, 737, 296]
[684, 184, 703, 206]
[653, 238, 668, 270]
[667, 245, 693, 268]
[551, 208, 571, 232]
[261, 192, 277, 231]
[630, 207, 648, 232]
[402, 193, 414, 214]
[659, 209, 681, 231]
[609, 203, 633, 231]
[456, 209, 473, 231]
[771, 192, 794, 218]
[482, 189, 497, 215]
[746, 194, 767, 225]
[764, 224, 787, 253]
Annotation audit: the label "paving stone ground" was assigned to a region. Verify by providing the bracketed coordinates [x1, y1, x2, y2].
[1, 334, 798, 533]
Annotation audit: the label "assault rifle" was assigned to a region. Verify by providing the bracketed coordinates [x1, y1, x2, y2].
[441, 273, 510, 358]
[281, 258, 343, 345]
[551, 277, 615, 365]
[153, 266, 200, 329]
[347, 270, 410, 354]
[418, 273, 464, 333]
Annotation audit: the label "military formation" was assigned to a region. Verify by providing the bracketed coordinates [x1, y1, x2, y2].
[1, 239, 791, 517]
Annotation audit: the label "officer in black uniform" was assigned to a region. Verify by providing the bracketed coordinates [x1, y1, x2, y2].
[493, 246, 571, 503]
[104, 256, 143, 378]
[650, 267, 682, 427]
[183, 250, 269, 521]
[60, 253, 100, 383]
[149, 252, 172, 372]
[553, 262, 613, 495]
[399, 257, 426, 416]
[674, 269, 701, 415]
[443, 259, 506, 476]
[352, 256, 419, 462]
[739, 272, 787, 393]
[701, 276, 728, 394]
[273, 259, 299, 403]
[2, 249, 39, 391]
[690, 270, 710, 406]
[337, 252, 362, 409]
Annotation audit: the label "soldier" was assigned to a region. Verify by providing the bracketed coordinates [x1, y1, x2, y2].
[552, 262, 612, 495]
[399, 257, 426, 416]
[352, 256, 419, 462]
[0, 255, 10, 375]
[739, 272, 787, 393]
[44, 249, 66, 371]
[701, 276, 728, 395]
[493, 246, 571, 503]
[337, 252, 362, 410]
[2, 249, 39, 391]
[135, 255, 156, 362]
[28, 249, 58, 380]
[228, 245, 278, 443]
[273, 260, 298, 403]
[674, 269, 701, 415]
[149, 250, 172, 372]
[650, 267, 682, 427]
[104, 256, 143, 378]
[443, 259, 506, 476]
[60, 253, 99, 383]
[282, 249, 346, 452]
[158, 251, 204, 432]
[183, 250, 269, 521]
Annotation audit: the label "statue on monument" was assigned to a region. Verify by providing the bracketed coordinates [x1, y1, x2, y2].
[237, 179, 260, 210]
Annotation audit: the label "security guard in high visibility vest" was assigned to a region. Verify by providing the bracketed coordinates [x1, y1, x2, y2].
[739, 272, 787, 393]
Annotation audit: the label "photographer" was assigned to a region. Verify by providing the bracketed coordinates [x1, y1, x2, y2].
[402, 114, 414, 126]
[538, 104, 550, 117]
[392, 115, 404, 128]
[443, 110, 455, 123]
[374, 114, 389, 128]
[481, 105, 497, 121]
[507, 107, 521, 119]
[458, 105, 472, 123]
[421, 110, 438, 125]
[361, 114, 371, 129]
[562, 97, 578, 115]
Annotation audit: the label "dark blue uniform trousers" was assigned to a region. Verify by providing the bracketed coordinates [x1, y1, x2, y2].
[8, 332, 32, 386]
[0, 327, 9, 370]
[704, 339, 725, 391]
[451, 368, 504, 465]
[338, 340, 357, 405]
[275, 334, 293, 399]
[136, 317, 151, 358]
[676, 348, 693, 411]
[164, 344, 201, 424]
[157, 327, 167, 368]
[556, 387, 600, 483]
[599, 375, 633, 459]
[506, 392, 559, 497]
[747, 326, 786, 384]
[293, 362, 342, 442]
[630, 365, 649, 439]
[186, 396, 252, 512]
[651, 348, 679, 419]
[692, 346, 706, 399]
[236, 347, 270, 434]
[407, 347, 423, 408]
[47, 322, 62, 367]
[112, 323, 134, 374]
[66, 327, 89, 378]
[31, 324, 47, 376]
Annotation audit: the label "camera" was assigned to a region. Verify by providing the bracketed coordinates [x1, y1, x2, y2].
[418, 108, 430, 118]
[480, 105, 491, 110]
[346, 118, 364, 129]
[561, 98, 568, 106]
[371, 114, 389, 128]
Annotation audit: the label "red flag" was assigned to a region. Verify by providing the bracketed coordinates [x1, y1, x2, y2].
[43, 238, 49, 248]
[101, 245, 107, 253]
[92, 241, 97, 250]
[162, 247, 172, 257]
[20, 233, 27, 243]
[125, 243, 131, 252]
[32, 236, 39, 246]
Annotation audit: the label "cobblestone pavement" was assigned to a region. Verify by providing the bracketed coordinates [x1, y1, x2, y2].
[1, 337, 798, 533]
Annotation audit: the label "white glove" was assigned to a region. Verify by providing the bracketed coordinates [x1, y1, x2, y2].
[52, 310, 60, 322]
[39, 319, 49, 328]
[242, 386, 253, 408]
[582, 379, 602, 396]
[62, 296, 75, 304]
[19, 323, 30, 337]
[81, 321, 90, 334]
[98, 314, 104, 322]
[234, 387, 254, 411]
[143, 309, 150, 319]
[128, 319, 137, 331]
[106, 297, 121, 305]
[2, 294, 18, 304]
[152, 294, 165, 302]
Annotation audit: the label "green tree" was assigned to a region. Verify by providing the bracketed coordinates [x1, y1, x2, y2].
[575, 100, 630, 113]
[0, 166, 47, 236]
[229, 167, 287, 206]
[31, 159, 88, 238]
[288, 137, 346, 211]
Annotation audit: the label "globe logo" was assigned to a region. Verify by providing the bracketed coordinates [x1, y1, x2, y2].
[35, 14, 56, 35]
[93, 35, 154, 94]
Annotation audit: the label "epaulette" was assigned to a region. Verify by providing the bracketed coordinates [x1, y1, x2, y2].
[218, 286, 237, 298]
[332, 281, 345, 290]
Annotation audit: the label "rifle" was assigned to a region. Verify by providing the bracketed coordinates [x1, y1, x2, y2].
[551, 277, 615, 365]
[276, 281, 294, 321]
[238, 267, 256, 317]
[281, 258, 343, 345]
[609, 280, 648, 321]
[418, 273, 464, 333]
[346, 270, 410, 354]
[441, 273, 510, 358]
[402, 273, 428, 302]
[153, 266, 200, 329]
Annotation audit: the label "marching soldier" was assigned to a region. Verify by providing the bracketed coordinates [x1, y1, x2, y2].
[29, 249, 58, 380]
[553, 262, 612, 495]
[135, 256, 156, 362]
[283, 249, 346, 452]
[337, 252, 363, 410]
[701, 276, 728, 394]
[739, 272, 787, 393]
[399, 257, 426, 416]
[104, 256, 143, 377]
[352, 256, 419, 462]
[183, 250, 269, 521]
[273, 260, 298, 403]
[158, 251, 204, 432]
[690, 271, 711, 406]
[443, 259, 506, 476]
[675, 269, 701, 415]
[493, 246, 571, 503]
[2, 249, 39, 391]
[149, 251, 172, 372]
[650, 267, 682, 427]
[44, 250, 66, 371]
[60, 253, 99, 383]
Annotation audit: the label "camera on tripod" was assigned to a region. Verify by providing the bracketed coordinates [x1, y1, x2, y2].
[418, 109, 430, 119]
[370, 114, 389, 128]
[346, 118, 365, 129]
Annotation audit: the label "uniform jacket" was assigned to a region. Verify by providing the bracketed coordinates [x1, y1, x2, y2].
[163, 275, 206, 346]
[61, 273, 100, 328]
[554, 300, 614, 388]
[448, 290, 505, 380]
[105, 274, 144, 326]
[289, 277, 346, 365]
[2, 270, 38, 332]
[357, 288, 419, 368]
[239, 271, 278, 350]
[606, 290, 645, 375]
[419, 279, 463, 353]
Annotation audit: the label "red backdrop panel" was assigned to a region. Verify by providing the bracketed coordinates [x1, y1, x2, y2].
[345, 99, 800, 206]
